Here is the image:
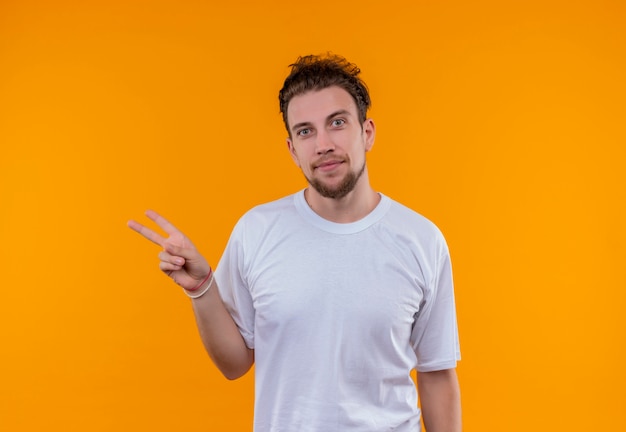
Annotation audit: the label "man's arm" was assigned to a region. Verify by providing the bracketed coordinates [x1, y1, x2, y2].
[189, 278, 254, 379]
[417, 368, 461, 432]
[128, 210, 253, 380]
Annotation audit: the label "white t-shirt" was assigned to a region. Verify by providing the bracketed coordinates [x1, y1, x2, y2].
[216, 191, 460, 431]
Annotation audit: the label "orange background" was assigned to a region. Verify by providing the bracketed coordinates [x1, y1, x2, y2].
[1, 0, 624, 430]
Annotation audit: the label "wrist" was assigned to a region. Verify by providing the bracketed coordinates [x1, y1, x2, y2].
[186, 268, 213, 292]
[183, 269, 214, 299]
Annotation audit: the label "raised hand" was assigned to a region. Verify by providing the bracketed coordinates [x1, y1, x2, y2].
[127, 210, 211, 291]
[128, 210, 253, 378]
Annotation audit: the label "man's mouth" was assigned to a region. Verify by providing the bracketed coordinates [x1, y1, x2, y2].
[314, 159, 344, 171]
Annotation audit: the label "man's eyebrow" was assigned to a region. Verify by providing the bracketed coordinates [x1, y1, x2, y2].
[290, 110, 353, 134]
[326, 110, 351, 121]
[291, 121, 313, 134]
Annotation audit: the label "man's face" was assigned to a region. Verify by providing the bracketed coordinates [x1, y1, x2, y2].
[286, 86, 375, 199]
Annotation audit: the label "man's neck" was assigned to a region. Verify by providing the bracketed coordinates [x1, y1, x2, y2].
[303, 177, 380, 224]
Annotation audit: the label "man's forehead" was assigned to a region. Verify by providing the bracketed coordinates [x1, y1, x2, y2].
[287, 86, 358, 125]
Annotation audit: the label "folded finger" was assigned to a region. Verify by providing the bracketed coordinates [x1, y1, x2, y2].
[160, 262, 183, 272]
[158, 251, 186, 267]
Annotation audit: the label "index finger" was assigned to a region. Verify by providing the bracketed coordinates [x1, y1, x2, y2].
[127, 218, 166, 247]
[145, 209, 182, 236]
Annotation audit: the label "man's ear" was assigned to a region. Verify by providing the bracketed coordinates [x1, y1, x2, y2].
[286, 138, 301, 167]
[363, 118, 376, 152]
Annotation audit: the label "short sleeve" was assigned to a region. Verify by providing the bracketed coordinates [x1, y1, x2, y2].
[410, 239, 461, 372]
[215, 220, 256, 349]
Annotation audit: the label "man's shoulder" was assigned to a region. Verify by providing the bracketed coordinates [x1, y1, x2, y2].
[385, 196, 440, 228]
[382, 195, 447, 245]
[244, 192, 298, 217]
[225, 192, 302, 252]
[232, 191, 299, 232]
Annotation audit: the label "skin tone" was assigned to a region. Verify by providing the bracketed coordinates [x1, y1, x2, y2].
[286, 86, 379, 223]
[128, 85, 460, 431]
[419, 368, 462, 432]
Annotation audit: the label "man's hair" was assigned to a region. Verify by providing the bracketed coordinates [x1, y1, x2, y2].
[278, 54, 371, 135]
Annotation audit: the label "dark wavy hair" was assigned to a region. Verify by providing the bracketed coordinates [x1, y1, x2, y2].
[278, 54, 371, 136]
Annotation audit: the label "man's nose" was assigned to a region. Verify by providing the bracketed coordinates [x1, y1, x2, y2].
[315, 129, 335, 154]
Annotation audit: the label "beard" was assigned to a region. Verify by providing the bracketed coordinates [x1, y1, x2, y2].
[304, 159, 367, 199]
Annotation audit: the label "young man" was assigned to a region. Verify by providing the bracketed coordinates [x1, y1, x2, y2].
[128, 54, 461, 431]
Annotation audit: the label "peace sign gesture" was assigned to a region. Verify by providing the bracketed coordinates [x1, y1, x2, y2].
[127, 210, 211, 291]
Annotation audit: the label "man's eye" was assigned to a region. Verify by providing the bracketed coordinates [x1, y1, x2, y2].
[332, 119, 345, 127]
[297, 128, 311, 136]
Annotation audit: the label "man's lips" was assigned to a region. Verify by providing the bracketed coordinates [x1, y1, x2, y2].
[314, 159, 344, 171]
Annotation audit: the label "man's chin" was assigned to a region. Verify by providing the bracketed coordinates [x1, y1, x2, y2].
[305, 162, 365, 200]
[309, 179, 354, 200]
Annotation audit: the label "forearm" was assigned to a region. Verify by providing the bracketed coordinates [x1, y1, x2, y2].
[190, 279, 254, 380]
[418, 368, 462, 432]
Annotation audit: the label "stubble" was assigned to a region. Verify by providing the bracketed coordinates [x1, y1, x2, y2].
[305, 159, 367, 200]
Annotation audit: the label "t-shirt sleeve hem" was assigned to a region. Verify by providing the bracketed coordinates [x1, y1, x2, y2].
[416, 358, 459, 373]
